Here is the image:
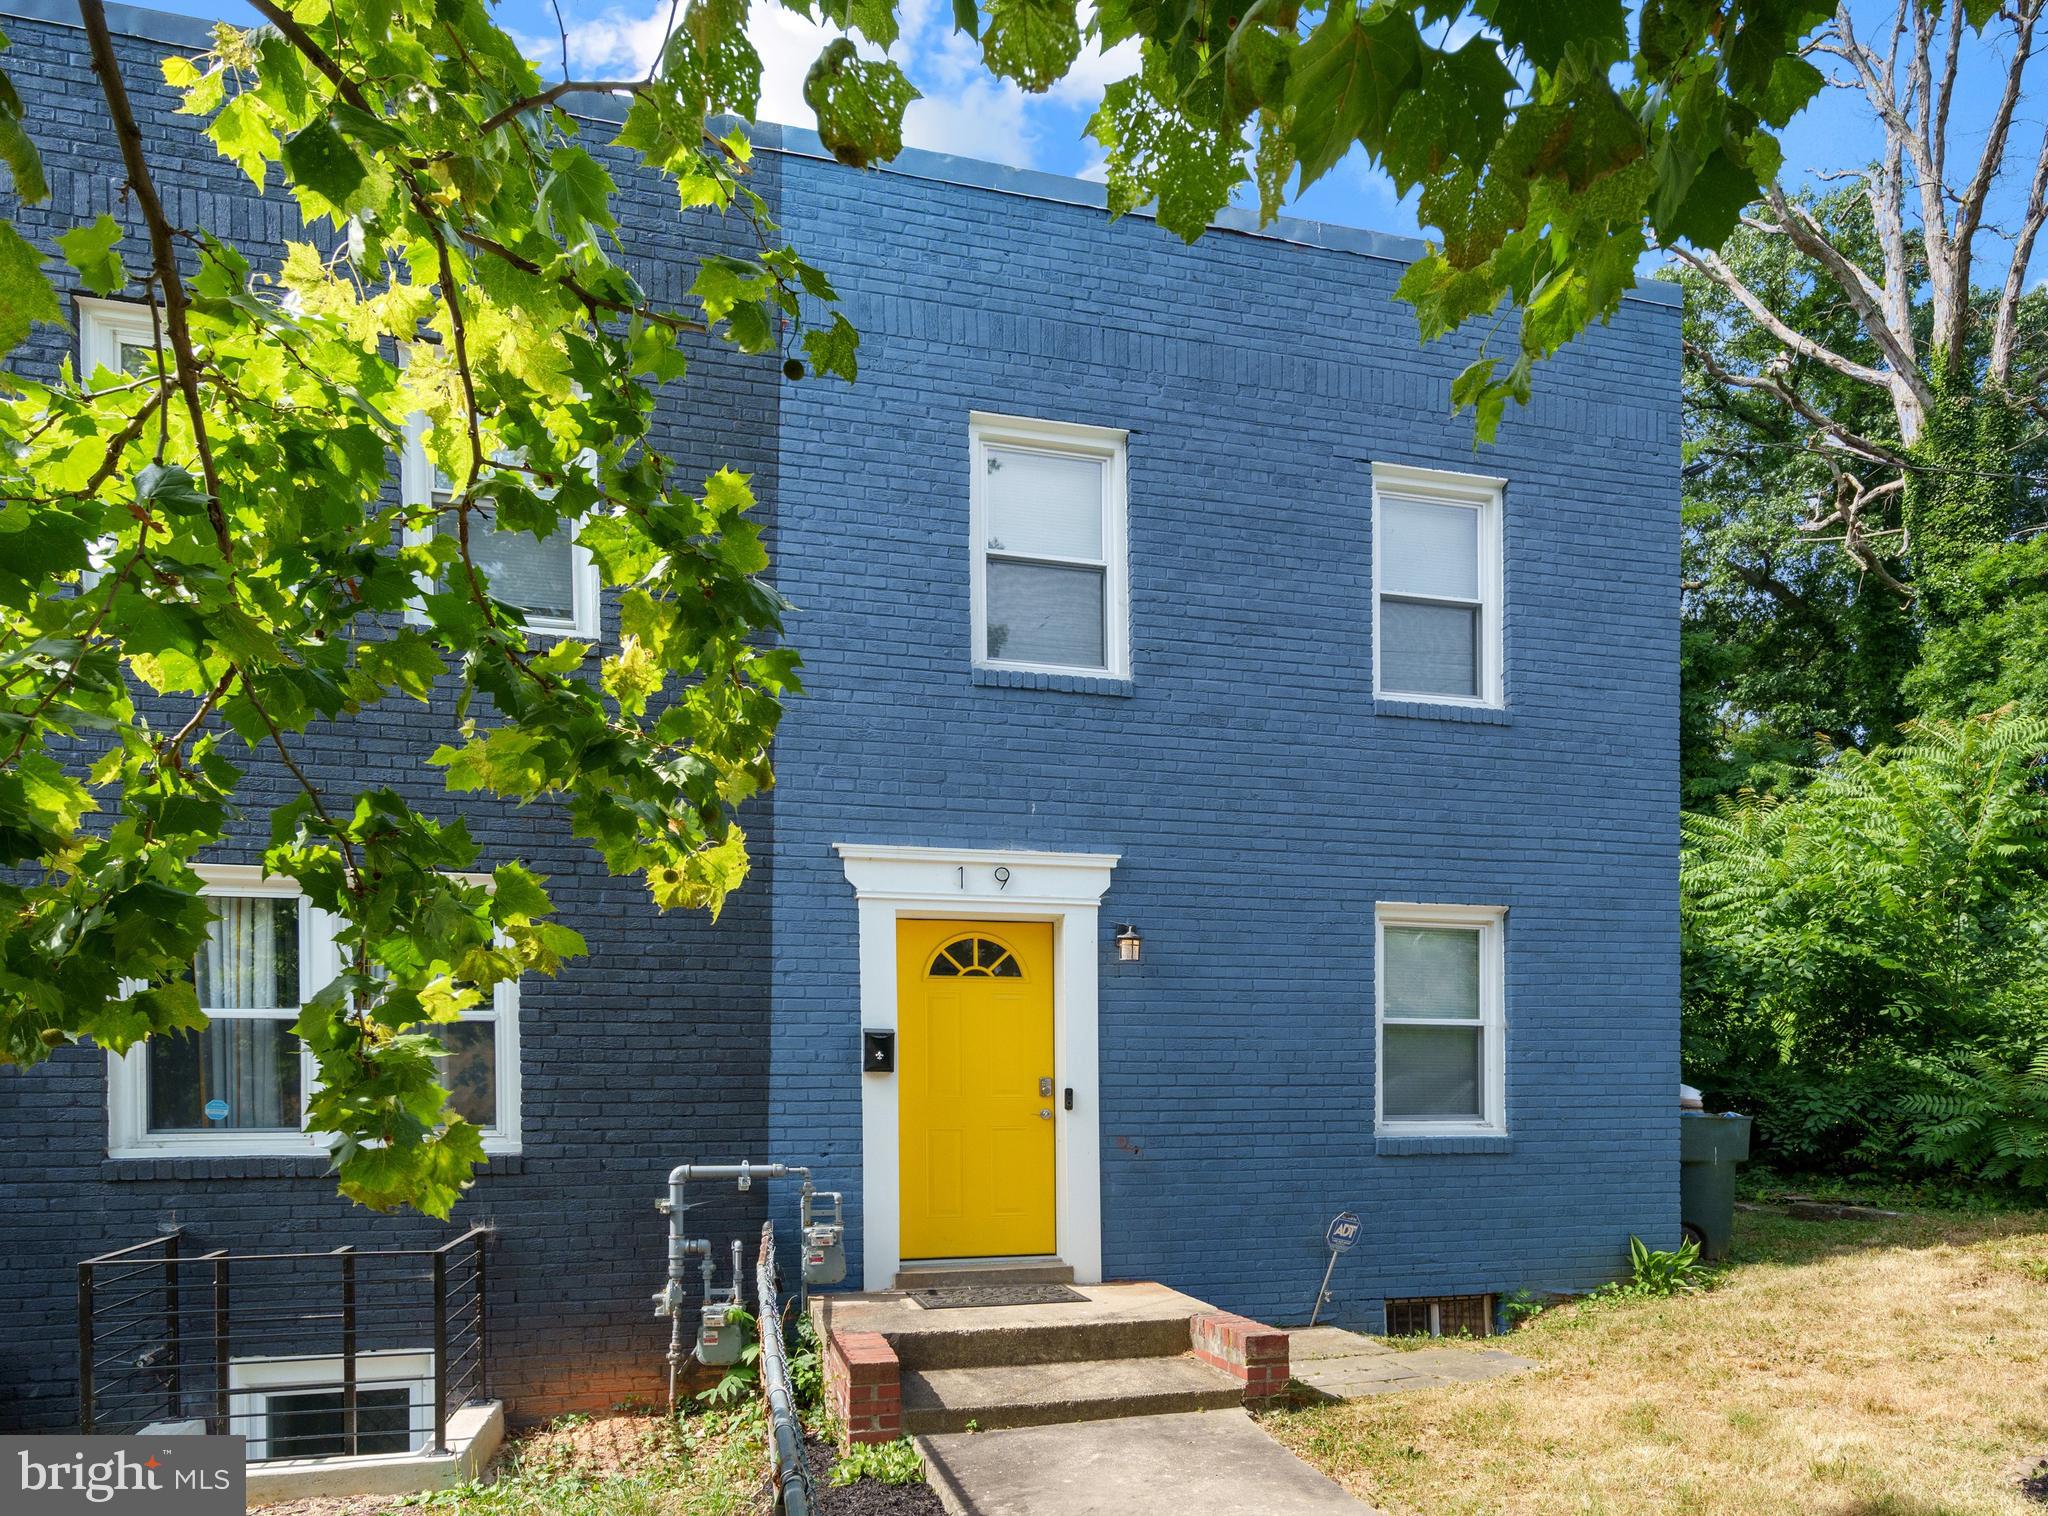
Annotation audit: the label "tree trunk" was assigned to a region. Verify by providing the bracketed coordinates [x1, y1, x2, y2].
[1904, 373, 2021, 628]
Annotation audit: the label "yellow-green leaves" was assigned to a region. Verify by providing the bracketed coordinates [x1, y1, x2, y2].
[4, 0, 851, 1216]
[281, 117, 376, 220]
[981, 0, 1082, 92]
[0, 221, 56, 355]
[802, 312, 860, 381]
[57, 214, 128, 296]
[1091, 51, 1248, 241]
[0, 30, 46, 205]
[803, 39, 919, 168]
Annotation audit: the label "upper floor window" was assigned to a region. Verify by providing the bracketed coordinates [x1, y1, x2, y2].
[108, 865, 521, 1158]
[77, 295, 164, 382]
[1372, 464, 1504, 707]
[970, 413, 1128, 677]
[1375, 903, 1506, 1135]
[401, 417, 600, 640]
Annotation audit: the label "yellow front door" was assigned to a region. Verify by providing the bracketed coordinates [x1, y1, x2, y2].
[898, 920, 1056, 1259]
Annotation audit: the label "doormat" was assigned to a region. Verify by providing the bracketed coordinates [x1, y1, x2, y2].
[910, 1283, 1087, 1310]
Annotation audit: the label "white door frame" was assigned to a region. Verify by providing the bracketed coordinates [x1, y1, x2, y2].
[835, 843, 1119, 1292]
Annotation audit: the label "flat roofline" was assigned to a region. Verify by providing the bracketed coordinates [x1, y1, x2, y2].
[4, 0, 1679, 306]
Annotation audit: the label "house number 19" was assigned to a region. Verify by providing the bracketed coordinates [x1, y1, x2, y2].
[957, 866, 1012, 891]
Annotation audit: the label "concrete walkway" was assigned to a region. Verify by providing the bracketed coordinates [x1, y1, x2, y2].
[1289, 1326, 1535, 1400]
[918, 1408, 1377, 1515]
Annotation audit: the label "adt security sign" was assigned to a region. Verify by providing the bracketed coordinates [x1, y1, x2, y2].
[202, 1099, 229, 1122]
[1310, 1211, 1362, 1326]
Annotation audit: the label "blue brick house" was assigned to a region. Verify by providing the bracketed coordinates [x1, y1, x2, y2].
[0, 0, 1680, 1442]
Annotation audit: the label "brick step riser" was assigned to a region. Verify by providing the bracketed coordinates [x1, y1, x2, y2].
[901, 1383, 1246, 1435]
[883, 1317, 1199, 1371]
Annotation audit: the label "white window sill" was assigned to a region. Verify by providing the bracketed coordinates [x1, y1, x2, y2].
[110, 1138, 327, 1161]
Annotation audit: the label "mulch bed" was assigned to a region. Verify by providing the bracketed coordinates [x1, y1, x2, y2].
[804, 1435, 945, 1516]
[2022, 1457, 2048, 1505]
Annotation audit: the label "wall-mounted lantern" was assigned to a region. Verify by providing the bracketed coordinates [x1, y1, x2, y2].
[1114, 923, 1142, 963]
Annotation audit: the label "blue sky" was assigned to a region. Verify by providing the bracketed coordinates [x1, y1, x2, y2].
[134, 0, 2046, 285]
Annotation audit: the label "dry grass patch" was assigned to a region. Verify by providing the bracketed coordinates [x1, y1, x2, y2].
[1264, 1208, 2048, 1516]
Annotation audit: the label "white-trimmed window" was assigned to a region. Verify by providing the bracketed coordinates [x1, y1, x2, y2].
[1375, 903, 1506, 1134]
[970, 412, 1128, 677]
[1372, 463, 1505, 707]
[108, 865, 522, 1157]
[76, 299, 167, 585]
[229, 1351, 434, 1460]
[77, 295, 165, 381]
[400, 418, 600, 640]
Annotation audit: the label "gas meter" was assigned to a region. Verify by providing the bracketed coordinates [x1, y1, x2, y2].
[696, 1301, 746, 1366]
[802, 1189, 846, 1286]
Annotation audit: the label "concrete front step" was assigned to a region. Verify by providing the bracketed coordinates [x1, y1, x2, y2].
[820, 1282, 1212, 1370]
[894, 1260, 1076, 1290]
[901, 1353, 1245, 1434]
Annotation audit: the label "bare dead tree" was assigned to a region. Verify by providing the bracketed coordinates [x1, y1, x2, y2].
[1673, 0, 2048, 599]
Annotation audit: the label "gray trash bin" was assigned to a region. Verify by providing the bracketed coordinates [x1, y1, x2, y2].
[1679, 1111, 1752, 1261]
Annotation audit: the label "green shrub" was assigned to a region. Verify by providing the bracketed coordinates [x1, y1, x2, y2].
[831, 1438, 925, 1487]
[1630, 1235, 1705, 1297]
[1591, 1237, 1707, 1303]
[1901, 1044, 2048, 1190]
[1681, 712, 2048, 1193]
[785, 1313, 823, 1409]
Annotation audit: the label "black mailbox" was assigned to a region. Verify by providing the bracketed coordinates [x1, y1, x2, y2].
[862, 1029, 895, 1073]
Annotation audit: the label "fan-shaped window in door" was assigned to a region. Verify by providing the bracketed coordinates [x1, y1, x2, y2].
[927, 936, 1024, 978]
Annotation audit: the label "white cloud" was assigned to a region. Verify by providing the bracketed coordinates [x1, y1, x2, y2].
[1044, 30, 1139, 108]
[749, 4, 843, 126]
[903, 76, 1038, 162]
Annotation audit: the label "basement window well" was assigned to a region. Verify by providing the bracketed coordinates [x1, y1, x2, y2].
[228, 1351, 434, 1461]
[1384, 1294, 1495, 1338]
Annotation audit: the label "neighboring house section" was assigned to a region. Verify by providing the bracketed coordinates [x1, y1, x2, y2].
[0, 1, 778, 1434]
[0, 0, 1680, 1441]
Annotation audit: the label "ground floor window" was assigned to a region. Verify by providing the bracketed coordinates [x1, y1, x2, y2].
[229, 1351, 434, 1461]
[1384, 1294, 1495, 1338]
[1374, 902, 1507, 1135]
[107, 865, 522, 1156]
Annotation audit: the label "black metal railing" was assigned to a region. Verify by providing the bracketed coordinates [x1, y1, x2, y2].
[756, 1221, 815, 1516]
[79, 1227, 490, 1462]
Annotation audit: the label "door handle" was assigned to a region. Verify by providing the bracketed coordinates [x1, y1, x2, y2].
[1038, 1108, 1053, 1120]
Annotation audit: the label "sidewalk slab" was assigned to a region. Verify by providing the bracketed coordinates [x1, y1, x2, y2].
[917, 1408, 1377, 1515]
[1287, 1327, 1534, 1401]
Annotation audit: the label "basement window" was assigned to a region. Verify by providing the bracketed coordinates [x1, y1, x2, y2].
[228, 1351, 433, 1460]
[1384, 1294, 1495, 1338]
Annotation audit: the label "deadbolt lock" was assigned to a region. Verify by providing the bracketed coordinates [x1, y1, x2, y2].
[1039, 1077, 1053, 1096]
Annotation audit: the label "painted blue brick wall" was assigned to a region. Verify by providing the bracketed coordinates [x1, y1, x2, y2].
[1, 0, 1678, 1434]
[764, 146, 1680, 1328]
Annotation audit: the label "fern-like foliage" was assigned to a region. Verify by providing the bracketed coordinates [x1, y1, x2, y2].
[1900, 1045, 2048, 1190]
[1682, 711, 2048, 1193]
